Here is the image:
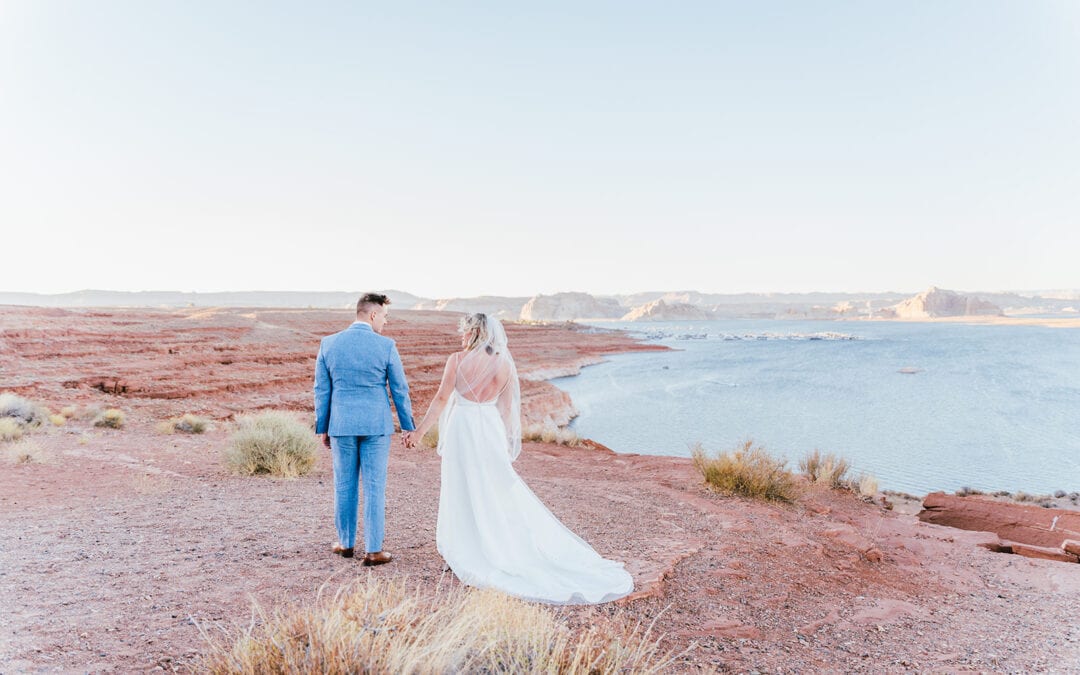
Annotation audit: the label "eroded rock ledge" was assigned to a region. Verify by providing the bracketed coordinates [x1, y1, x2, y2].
[918, 492, 1080, 563]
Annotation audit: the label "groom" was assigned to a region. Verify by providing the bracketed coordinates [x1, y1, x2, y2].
[314, 293, 415, 565]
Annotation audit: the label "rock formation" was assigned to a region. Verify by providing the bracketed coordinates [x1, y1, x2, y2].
[621, 299, 713, 321]
[891, 287, 1003, 319]
[918, 492, 1080, 560]
[518, 293, 625, 322]
[412, 296, 528, 319]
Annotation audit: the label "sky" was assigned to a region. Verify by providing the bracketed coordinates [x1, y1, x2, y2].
[1, 1, 1078, 298]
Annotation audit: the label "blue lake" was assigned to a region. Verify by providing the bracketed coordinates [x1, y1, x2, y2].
[551, 320, 1080, 495]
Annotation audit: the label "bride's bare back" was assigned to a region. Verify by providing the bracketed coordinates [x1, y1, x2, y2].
[454, 349, 512, 403]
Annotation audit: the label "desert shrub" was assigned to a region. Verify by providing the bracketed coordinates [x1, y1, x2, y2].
[0, 418, 24, 443]
[167, 414, 209, 434]
[49, 414, 66, 426]
[521, 422, 580, 447]
[93, 408, 125, 429]
[0, 392, 50, 428]
[224, 411, 318, 478]
[691, 440, 798, 503]
[80, 405, 104, 422]
[1054, 490, 1066, 499]
[60, 405, 79, 419]
[3, 439, 50, 464]
[799, 449, 851, 488]
[856, 473, 879, 499]
[992, 490, 1012, 497]
[199, 576, 679, 674]
[421, 427, 439, 449]
[956, 486, 985, 497]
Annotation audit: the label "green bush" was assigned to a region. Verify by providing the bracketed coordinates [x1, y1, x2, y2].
[224, 411, 318, 477]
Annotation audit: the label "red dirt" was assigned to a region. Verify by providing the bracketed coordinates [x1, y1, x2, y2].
[2, 306, 1079, 672]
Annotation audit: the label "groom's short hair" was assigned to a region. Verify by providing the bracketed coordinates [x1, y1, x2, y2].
[356, 293, 391, 315]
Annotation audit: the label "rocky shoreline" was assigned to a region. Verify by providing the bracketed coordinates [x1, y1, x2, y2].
[2, 306, 1078, 672]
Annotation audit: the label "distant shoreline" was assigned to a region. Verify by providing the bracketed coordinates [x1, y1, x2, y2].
[859, 315, 1080, 329]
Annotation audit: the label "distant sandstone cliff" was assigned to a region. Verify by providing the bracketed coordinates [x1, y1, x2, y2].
[519, 293, 625, 321]
[412, 296, 528, 319]
[621, 299, 712, 321]
[885, 287, 1003, 319]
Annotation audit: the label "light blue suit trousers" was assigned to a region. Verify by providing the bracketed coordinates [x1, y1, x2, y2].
[314, 322, 415, 552]
[330, 434, 390, 551]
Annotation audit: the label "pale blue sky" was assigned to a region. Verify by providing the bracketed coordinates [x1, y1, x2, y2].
[1, 1, 1077, 297]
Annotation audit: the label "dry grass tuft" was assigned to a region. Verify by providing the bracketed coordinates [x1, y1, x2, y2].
[93, 408, 125, 429]
[522, 422, 580, 447]
[799, 449, 851, 488]
[159, 413, 210, 435]
[60, 405, 79, 420]
[199, 576, 679, 674]
[0, 392, 50, 428]
[421, 427, 439, 449]
[3, 439, 51, 464]
[0, 418, 24, 443]
[692, 440, 799, 502]
[799, 450, 879, 500]
[856, 473, 879, 499]
[223, 411, 318, 478]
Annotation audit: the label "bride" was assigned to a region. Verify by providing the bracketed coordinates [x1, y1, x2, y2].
[405, 313, 633, 604]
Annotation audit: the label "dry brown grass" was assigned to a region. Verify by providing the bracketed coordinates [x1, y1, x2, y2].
[799, 449, 851, 488]
[421, 427, 439, 449]
[93, 408, 125, 429]
[0, 418, 24, 443]
[799, 450, 879, 500]
[3, 439, 51, 464]
[199, 576, 680, 674]
[223, 411, 318, 478]
[158, 413, 210, 435]
[691, 440, 799, 503]
[522, 422, 580, 447]
[0, 392, 50, 428]
[856, 473, 879, 499]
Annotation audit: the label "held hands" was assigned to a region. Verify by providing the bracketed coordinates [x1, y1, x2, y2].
[402, 430, 420, 449]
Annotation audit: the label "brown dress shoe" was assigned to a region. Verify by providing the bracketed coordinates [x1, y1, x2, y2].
[362, 551, 393, 566]
[332, 544, 354, 558]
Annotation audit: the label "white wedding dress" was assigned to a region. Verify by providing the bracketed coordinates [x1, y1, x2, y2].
[434, 320, 633, 605]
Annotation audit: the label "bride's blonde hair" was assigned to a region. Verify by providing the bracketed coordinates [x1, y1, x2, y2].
[459, 313, 492, 352]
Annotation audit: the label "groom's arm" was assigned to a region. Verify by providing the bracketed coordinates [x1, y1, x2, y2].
[386, 341, 415, 432]
[313, 341, 332, 436]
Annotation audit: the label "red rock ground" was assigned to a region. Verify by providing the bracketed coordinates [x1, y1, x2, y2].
[1, 306, 1078, 672]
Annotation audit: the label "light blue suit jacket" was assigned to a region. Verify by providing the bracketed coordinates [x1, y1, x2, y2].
[314, 322, 415, 436]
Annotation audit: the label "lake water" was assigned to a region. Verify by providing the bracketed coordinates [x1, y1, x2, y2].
[551, 320, 1080, 495]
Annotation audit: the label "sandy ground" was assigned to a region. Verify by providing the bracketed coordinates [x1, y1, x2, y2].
[2, 306, 1079, 673]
